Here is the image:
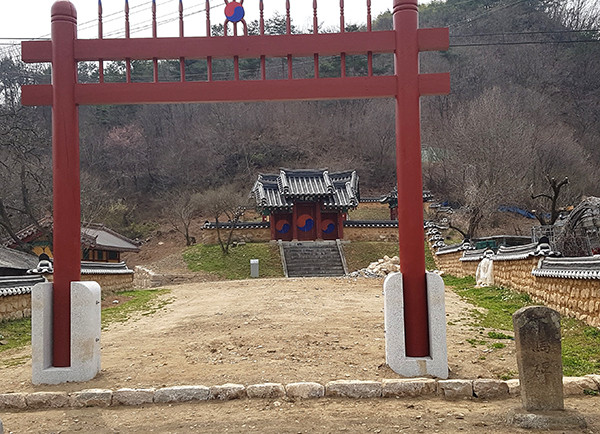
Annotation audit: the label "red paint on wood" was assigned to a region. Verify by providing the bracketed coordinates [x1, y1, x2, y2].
[419, 73, 451, 96]
[23, 32, 396, 64]
[22, 76, 397, 107]
[51, 0, 81, 367]
[394, 0, 429, 357]
[417, 28, 449, 52]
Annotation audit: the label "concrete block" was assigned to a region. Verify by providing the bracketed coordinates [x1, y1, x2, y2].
[438, 380, 473, 399]
[381, 378, 437, 398]
[285, 382, 324, 399]
[0, 393, 27, 409]
[71, 389, 113, 407]
[505, 379, 520, 396]
[384, 272, 448, 379]
[325, 380, 382, 398]
[26, 392, 70, 409]
[113, 388, 155, 406]
[563, 377, 598, 395]
[246, 383, 285, 399]
[473, 379, 509, 399]
[32, 281, 102, 385]
[154, 386, 210, 403]
[209, 384, 246, 400]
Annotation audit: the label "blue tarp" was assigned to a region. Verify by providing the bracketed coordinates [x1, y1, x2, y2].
[498, 206, 536, 219]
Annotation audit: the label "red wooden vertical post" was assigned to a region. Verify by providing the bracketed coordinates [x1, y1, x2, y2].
[315, 202, 322, 240]
[51, 0, 81, 367]
[393, 0, 430, 357]
[270, 214, 276, 240]
[292, 205, 298, 241]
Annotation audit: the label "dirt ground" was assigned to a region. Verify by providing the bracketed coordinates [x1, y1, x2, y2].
[1, 277, 598, 433]
[2, 396, 599, 433]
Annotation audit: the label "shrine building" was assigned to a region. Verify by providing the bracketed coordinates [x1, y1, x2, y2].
[251, 169, 359, 241]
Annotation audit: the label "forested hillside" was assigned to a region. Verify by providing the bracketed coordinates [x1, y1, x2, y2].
[0, 0, 599, 241]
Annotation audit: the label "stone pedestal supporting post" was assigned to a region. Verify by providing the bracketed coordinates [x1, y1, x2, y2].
[384, 272, 448, 378]
[32, 281, 101, 385]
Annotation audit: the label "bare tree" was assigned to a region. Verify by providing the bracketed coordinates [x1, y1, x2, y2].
[162, 190, 201, 246]
[531, 175, 569, 226]
[199, 186, 247, 254]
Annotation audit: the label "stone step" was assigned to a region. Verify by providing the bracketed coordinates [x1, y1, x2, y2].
[282, 242, 346, 278]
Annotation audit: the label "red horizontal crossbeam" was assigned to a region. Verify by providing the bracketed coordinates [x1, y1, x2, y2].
[22, 76, 395, 106]
[22, 73, 450, 106]
[22, 28, 448, 64]
[23, 32, 395, 63]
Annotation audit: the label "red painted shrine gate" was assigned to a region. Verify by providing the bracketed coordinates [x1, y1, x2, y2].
[252, 169, 358, 242]
[21, 0, 449, 367]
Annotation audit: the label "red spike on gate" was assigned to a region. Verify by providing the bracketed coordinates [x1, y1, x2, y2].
[313, 0, 318, 33]
[206, 0, 211, 37]
[367, 0, 373, 76]
[179, 0, 184, 37]
[152, 0, 157, 38]
[206, 0, 212, 81]
[286, 0, 292, 79]
[260, 0, 266, 79]
[98, 0, 104, 83]
[259, 0, 264, 34]
[313, 0, 319, 78]
[125, 0, 130, 38]
[179, 0, 185, 82]
[285, 0, 291, 34]
[152, 0, 158, 83]
[340, 0, 346, 78]
[125, 0, 131, 83]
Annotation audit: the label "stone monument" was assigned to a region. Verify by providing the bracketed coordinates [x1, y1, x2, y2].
[507, 306, 586, 429]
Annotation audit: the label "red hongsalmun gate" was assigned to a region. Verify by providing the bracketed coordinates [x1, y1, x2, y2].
[22, 0, 449, 370]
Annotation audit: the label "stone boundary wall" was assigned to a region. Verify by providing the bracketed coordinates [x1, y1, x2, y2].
[44, 273, 135, 294]
[1, 273, 135, 322]
[0, 376, 598, 411]
[432, 247, 600, 328]
[0, 294, 31, 323]
[460, 260, 479, 277]
[198, 226, 400, 244]
[532, 276, 600, 327]
[433, 251, 466, 277]
[344, 227, 398, 242]
[493, 257, 539, 292]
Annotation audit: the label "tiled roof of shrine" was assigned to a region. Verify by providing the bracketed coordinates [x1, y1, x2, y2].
[2, 219, 140, 253]
[251, 169, 359, 211]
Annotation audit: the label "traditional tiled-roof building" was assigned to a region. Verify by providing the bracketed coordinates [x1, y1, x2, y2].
[2, 218, 140, 262]
[380, 187, 434, 220]
[251, 169, 359, 241]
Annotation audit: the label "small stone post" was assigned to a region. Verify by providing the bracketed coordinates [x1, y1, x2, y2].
[508, 306, 586, 429]
[514, 305, 563, 411]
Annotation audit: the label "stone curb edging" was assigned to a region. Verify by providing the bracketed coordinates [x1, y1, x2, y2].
[0, 376, 598, 411]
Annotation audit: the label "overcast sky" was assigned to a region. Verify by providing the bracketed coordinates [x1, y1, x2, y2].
[0, 0, 432, 41]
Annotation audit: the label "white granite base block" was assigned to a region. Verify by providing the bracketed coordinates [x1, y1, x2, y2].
[384, 272, 448, 379]
[32, 281, 102, 385]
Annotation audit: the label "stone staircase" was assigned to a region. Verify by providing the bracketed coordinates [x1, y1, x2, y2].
[280, 241, 348, 278]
